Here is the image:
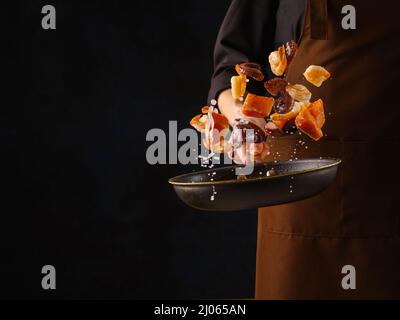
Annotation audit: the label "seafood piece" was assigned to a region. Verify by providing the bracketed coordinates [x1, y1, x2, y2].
[264, 78, 288, 96]
[268, 117, 297, 136]
[303, 65, 331, 87]
[242, 93, 275, 118]
[229, 120, 269, 164]
[308, 99, 325, 128]
[295, 108, 323, 141]
[285, 40, 298, 65]
[286, 84, 312, 102]
[208, 112, 229, 132]
[203, 109, 230, 153]
[273, 91, 295, 114]
[231, 75, 246, 100]
[235, 63, 246, 78]
[190, 114, 207, 132]
[236, 63, 264, 81]
[231, 64, 247, 100]
[190, 111, 229, 133]
[270, 101, 305, 122]
[201, 106, 209, 114]
[295, 99, 325, 141]
[231, 119, 267, 146]
[269, 46, 287, 76]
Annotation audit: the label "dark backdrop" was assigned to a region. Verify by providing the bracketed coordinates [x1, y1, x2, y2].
[2, 0, 258, 299]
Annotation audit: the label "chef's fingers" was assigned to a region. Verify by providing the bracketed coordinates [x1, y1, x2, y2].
[227, 147, 244, 165]
[230, 141, 269, 166]
[249, 142, 264, 156]
[254, 142, 271, 163]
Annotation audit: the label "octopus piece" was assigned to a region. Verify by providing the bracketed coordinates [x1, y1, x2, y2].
[231, 119, 267, 147]
[270, 101, 305, 122]
[285, 40, 298, 66]
[229, 120, 269, 164]
[264, 78, 288, 96]
[236, 63, 265, 81]
[273, 90, 295, 114]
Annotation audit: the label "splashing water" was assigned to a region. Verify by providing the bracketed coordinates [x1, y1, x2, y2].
[210, 185, 217, 201]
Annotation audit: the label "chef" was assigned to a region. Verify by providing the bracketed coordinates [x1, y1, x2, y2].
[209, 0, 400, 299]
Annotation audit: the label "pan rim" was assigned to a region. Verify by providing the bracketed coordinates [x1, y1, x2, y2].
[168, 157, 342, 186]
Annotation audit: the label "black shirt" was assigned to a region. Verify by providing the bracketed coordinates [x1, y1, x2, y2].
[208, 0, 306, 103]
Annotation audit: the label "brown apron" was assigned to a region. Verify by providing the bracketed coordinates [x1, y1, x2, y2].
[256, 0, 400, 299]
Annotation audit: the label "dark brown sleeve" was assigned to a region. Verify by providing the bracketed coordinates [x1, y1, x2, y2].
[208, 0, 279, 103]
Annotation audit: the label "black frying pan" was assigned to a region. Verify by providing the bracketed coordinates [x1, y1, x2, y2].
[169, 158, 341, 211]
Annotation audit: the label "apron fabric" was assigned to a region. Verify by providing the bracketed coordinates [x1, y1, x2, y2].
[256, 0, 400, 299]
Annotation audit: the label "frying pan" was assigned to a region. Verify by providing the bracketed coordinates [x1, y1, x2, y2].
[169, 158, 341, 211]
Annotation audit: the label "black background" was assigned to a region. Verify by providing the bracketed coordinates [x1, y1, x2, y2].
[2, 0, 258, 299]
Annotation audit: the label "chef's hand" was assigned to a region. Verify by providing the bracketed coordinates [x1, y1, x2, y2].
[217, 89, 270, 164]
[229, 141, 270, 165]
